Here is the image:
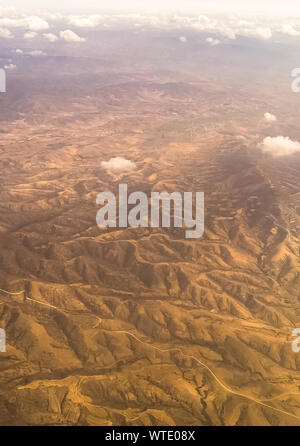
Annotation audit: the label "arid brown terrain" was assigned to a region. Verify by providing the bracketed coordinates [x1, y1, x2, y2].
[0, 24, 300, 426]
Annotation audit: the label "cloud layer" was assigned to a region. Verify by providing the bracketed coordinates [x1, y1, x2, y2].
[0, 8, 300, 44]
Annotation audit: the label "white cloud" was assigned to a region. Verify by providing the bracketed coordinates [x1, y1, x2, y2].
[0, 27, 12, 38]
[101, 157, 137, 172]
[43, 33, 58, 42]
[281, 24, 300, 36]
[242, 27, 272, 40]
[0, 15, 49, 32]
[68, 15, 103, 28]
[257, 28, 273, 40]
[179, 35, 187, 42]
[15, 48, 23, 54]
[4, 63, 16, 70]
[25, 16, 49, 32]
[24, 31, 37, 39]
[191, 15, 217, 33]
[26, 50, 47, 57]
[264, 112, 277, 123]
[185, 15, 273, 40]
[256, 27, 272, 40]
[206, 36, 220, 46]
[59, 29, 86, 42]
[258, 136, 300, 157]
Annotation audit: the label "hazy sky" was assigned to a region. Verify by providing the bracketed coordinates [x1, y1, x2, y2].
[2, 0, 300, 15]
